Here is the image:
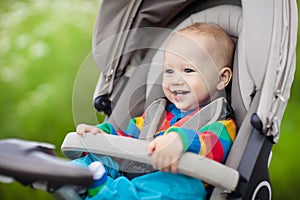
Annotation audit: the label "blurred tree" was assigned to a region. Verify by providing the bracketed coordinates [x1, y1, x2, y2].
[0, 0, 99, 199]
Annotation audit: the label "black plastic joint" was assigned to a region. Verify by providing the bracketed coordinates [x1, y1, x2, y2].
[229, 175, 248, 198]
[94, 95, 112, 116]
[251, 113, 263, 132]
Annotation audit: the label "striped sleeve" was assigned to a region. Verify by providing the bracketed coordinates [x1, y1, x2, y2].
[165, 118, 236, 163]
[197, 119, 236, 162]
[95, 116, 145, 139]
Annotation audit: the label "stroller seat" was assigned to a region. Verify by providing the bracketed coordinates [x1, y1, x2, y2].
[62, 0, 297, 199]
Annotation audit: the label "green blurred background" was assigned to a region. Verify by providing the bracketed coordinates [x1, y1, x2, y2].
[0, 0, 299, 199]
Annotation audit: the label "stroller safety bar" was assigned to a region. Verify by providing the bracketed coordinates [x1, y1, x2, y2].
[61, 132, 241, 192]
[0, 139, 93, 192]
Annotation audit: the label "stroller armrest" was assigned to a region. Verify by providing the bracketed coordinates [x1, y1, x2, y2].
[61, 132, 240, 192]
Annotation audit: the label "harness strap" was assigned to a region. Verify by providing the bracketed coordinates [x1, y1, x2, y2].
[139, 97, 231, 141]
[181, 97, 231, 130]
[139, 98, 167, 141]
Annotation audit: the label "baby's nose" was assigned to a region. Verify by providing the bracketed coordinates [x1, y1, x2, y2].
[171, 72, 185, 84]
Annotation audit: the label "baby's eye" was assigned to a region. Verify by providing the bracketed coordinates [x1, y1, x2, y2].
[164, 69, 174, 74]
[184, 68, 195, 73]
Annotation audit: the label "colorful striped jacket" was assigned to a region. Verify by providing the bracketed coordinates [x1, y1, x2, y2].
[96, 103, 236, 163]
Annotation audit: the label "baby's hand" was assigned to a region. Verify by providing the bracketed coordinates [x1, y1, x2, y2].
[147, 132, 183, 174]
[76, 124, 104, 137]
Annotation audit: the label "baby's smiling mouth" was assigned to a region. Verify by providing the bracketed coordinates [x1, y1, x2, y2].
[171, 90, 190, 96]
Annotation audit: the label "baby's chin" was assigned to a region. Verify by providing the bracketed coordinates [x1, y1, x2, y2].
[174, 102, 199, 112]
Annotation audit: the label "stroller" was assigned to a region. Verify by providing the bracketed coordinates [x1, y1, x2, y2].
[0, 0, 298, 199]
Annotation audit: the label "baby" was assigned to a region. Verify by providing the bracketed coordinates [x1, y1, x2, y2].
[74, 22, 236, 199]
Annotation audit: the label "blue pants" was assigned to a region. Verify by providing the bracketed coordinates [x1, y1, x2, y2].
[71, 154, 207, 200]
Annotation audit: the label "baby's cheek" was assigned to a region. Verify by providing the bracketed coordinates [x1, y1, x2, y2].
[162, 78, 171, 87]
[162, 86, 171, 97]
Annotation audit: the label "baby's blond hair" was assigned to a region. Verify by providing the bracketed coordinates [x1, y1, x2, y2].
[178, 23, 234, 69]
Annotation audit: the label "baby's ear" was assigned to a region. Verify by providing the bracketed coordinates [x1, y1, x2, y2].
[216, 67, 232, 90]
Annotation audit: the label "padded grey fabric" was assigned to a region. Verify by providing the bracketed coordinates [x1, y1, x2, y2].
[92, 0, 143, 98]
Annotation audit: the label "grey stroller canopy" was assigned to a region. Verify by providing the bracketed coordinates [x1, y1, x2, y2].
[92, 0, 297, 138]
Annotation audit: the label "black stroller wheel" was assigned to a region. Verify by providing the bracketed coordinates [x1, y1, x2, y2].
[251, 180, 271, 200]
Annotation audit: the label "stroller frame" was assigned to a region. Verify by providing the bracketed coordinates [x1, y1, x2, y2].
[65, 0, 298, 199]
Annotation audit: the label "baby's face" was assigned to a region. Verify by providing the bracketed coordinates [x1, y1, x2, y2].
[162, 34, 219, 111]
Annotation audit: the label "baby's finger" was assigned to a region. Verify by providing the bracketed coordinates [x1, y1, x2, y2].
[147, 140, 156, 155]
[160, 162, 171, 172]
[150, 151, 159, 169]
[91, 127, 102, 135]
[76, 124, 87, 136]
[156, 155, 170, 171]
[170, 160, 178, 174]
[77, 124, 93, 131]
[161, 157, 173, 172]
